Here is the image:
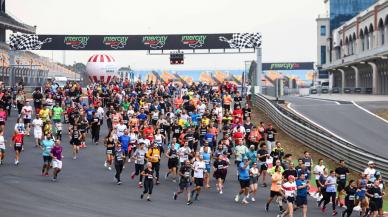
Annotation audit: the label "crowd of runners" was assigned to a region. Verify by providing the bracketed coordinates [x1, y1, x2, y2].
[0, 79, 385, 217]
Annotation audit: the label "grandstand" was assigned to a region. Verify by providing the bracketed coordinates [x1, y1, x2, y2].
[0, 0, 78, 87]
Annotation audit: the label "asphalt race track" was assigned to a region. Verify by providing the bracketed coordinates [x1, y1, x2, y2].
[285, 96, 388, 157]
[1, 110, 331, 217]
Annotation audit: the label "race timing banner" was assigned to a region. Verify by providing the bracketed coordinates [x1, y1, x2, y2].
[9, 33, 261, 50]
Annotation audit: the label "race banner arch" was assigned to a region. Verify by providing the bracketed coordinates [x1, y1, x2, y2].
[9, 33, 261, 50]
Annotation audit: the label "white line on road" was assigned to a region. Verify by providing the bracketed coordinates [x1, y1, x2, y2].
[351, 101, 388, 125]
[300, 96, 340, 105]
[287, 103, 353, 144]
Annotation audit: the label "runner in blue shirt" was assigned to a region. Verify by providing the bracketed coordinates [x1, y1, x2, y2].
[118, 129, 131, 164]
[296, 173, 309, 217]
[41, 133, 55, 176]
[235, 156, 251, 204]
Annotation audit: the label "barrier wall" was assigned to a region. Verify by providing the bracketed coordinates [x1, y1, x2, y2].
[251, 94, 388, 181]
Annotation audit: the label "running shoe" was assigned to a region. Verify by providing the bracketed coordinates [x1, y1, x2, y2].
[147, 198, 151, 202]
[117, 181, 122, 185]
[108, 167, 112, 171]
[44, 173, 49, 177]
[332, 210, 337, 216]
[137, 182, 142, 188]
[172, 179, 177, 183]
[104, 161, 108, 168]
[241, 199, 249, 204]
[234, 194, 240, 203]
[173, 192, 178, 200]
[194, 194, 199, 201]
[127, 159, 131, 163]
[186, 201, 193, 205]
[265, 203, 269, 212]
[219, 190, 223, 194]
[140, 194, 144, 199]
[52, 178, 57, 182]
[164, 172, 169, 180]
[321, 207, 326, 213]
[131, 172, 135, 180]
[251, 197, 255, 202]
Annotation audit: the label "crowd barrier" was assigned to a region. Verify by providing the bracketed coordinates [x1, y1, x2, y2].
[251, 94, 388, 182]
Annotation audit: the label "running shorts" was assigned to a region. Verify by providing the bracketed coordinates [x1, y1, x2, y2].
[52, 159, 62, 169]
[43, 156, 53, 163]
[34, 131, 43, 139]
[168, 158, 179, 169]
[214, 170, 227, 180]
[24, 119, 31, 124]
[14, 143, 22, 152]
[194, 178, 204, 187]
[179, 182, 191, 190]
[70, 139, 81, 146]
[270, 190, 282, 198]
[286, 196, 295, 203]
[296, 196, 307, 206]
[369, 200, 382, 212]
[239, 179, 250, 189]
[250, 176, 258, 184]
[337, 181, 346, 192]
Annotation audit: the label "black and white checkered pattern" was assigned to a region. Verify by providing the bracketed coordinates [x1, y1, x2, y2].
[9, 34, 52, 50]
[219, 33, 262, 49]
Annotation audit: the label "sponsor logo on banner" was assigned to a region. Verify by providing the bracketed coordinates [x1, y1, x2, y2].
[270, 63, 300, 70]
[181, 35, 206, 48]
[64, 36, 89, 49]
[142, 36, 167, 49]
[103, 36, 128, 49]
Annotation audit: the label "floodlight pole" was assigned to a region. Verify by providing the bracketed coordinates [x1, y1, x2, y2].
[254, 47, 262, 94]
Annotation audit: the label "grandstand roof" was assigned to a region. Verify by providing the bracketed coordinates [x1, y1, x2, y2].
[0, 12, 35, 34]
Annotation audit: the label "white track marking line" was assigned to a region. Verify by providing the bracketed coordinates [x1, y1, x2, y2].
[351, 101, 388, 124]
[300, 96, 340, 105]
[287, 103, 353, 144]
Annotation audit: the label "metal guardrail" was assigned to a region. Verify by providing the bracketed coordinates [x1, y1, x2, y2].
[252, 94, 388, 181]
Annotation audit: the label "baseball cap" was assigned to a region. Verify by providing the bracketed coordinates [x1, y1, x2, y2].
[368, 161, 375, 165]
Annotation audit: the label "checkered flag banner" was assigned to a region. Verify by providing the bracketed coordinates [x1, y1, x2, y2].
[219, 33, 262, 49]
[9, 34, 52, 50]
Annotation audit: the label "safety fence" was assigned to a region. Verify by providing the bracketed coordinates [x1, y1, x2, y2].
[0, 66, 48, 86]
[251, 94, 388, 181]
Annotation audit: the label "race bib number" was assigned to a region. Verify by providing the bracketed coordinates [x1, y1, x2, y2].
[340, 174, 346, 180]
[184, 172, 190, 177]
[148, 174, 153, 179]
[349, 195, 355, 200]
[15, 143, 22, 147]
[217, 165, 224, 170]
[268, 134, 273, 139]
[175, 129, 180, 133]
[106, 150, 113, 154]
[305, 162, 310, 167]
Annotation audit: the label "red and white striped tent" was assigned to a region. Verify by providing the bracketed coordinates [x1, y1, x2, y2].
[86, 54, 118, 83]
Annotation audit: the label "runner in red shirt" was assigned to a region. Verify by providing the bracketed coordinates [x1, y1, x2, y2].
[12, 130, 25, 165]
[232, 105, 243, 125]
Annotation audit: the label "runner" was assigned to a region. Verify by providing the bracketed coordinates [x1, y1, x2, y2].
[131, 142, 147, 188]
[213, 153, 229, 194]
[140, 162, 156, 201]
[113, 142, 124, 185]
[0, 129, 5, 165]
[11, 128, 25, 165]
[234, 156, 251, 204]
[40, 133, 55, 176]
[257, 143, 270, 187]
[50, 140, 63, 182]
[69, 124, 81, 160]
[366, 180, 384, 217]
[202, 146, 212, 189]
[295, 173, 310, 217]
[21, 101, 33, 136]
[165, 140, 179, 183]
[104, 130, 116, 170]
[277, 175, 297, 217]
[321, 170, 338, 216]
[266, 123, 277, 153]
[146, 142, 161, 184]
[313, 159, 325, 199]
[265, 165, 284, 213]
[249, 162, 259, 201]
[173, 159, 193, 205]
[191, 154, 206, 201]
[342, 180, 357, 217]
[0, 106, 7, 132]
[335, 160, 350, 207]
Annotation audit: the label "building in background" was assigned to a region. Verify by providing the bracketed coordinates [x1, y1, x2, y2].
[317, 0, 388, 95]
[329, 0, 377, 32]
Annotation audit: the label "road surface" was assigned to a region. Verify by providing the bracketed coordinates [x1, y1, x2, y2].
[285, 96, 388, 157]
[0, 109, 330, 217]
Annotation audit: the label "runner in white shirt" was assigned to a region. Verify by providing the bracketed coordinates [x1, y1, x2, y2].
[0, 129, 6, 165]
[21, 102, 33, 135]
[115, 121, 127, 138]
[364, 161, 377, 181]
[313, 159, 325, 199]
[178, 141, 191, 166]
[32, 115, 44, 147]
[191, 153, 206, 201]
[279, 175, 297, 217]
[197, 103, 206, 114]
